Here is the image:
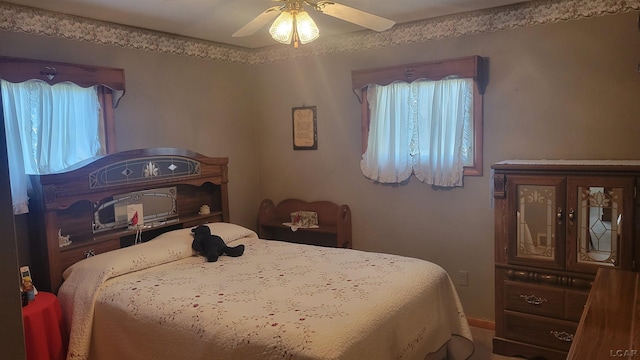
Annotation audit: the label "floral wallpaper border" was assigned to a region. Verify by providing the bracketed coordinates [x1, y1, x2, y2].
[0, 0, 638, 65]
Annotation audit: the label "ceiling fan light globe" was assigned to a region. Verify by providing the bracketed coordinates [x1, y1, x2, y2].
[269, 11, 294, 44]
[296, 11, 319, 44]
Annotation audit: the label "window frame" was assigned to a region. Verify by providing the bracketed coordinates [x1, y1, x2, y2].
[0, 56, 126, 154]
[352, 56, 486, 176]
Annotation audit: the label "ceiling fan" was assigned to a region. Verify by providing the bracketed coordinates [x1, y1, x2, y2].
[232, 0, 396, 48]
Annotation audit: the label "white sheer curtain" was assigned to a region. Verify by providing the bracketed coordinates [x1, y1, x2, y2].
[360, 81, 414, 183]
[361, 77, 472, 187]
[1, 79, 102, 214]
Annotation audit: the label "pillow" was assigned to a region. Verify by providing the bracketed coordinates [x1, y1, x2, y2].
[62, 222, 257, 280]
[62, 227, 194, 280]
[203, 222, 258, 244]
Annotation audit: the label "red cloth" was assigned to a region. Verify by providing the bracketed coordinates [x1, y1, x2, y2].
[22, 291, 68, 360]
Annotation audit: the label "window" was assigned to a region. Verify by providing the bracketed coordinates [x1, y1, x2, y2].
[0, 56, 125, 214]
[352, 56, 485, 187]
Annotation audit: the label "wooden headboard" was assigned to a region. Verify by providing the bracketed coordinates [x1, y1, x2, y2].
[28, 148, 229, 293]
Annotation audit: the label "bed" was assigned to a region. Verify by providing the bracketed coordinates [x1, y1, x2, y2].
[30, 148, 473, 360]
[58, 222, 473, 360]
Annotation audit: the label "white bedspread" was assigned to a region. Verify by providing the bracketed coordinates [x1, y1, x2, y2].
[58, 223, 473, 360]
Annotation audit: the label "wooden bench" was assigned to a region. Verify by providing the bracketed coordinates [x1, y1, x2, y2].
[258, 198, 352, 248]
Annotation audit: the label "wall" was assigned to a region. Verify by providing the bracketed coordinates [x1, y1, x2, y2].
[0, 101, 26, 359]
[1, 10, 639, 323]
[252, 12, 640, 321]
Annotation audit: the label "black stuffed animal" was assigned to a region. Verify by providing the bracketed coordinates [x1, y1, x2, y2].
[191, 225, 245, 262]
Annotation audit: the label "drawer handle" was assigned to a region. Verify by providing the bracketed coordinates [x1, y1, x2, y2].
[550, 330, 574, 342]
[85, 249, 96, 258]
[520, 294, 548, 305]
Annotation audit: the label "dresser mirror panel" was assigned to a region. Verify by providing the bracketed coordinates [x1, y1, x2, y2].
[508, 175, 566, 270]
[517, 184, 557, 262]
[566, 176, 634, 273]
[575, 186, 622, 267]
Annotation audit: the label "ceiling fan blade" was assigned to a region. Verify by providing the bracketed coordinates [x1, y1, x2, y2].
[232, 6, 282, 37]
[314, 1, 395, 32]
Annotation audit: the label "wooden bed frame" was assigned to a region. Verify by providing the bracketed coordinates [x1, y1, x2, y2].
[28, 148, 230, 293]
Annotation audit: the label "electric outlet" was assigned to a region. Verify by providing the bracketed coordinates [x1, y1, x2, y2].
[458, 270, 469, 287]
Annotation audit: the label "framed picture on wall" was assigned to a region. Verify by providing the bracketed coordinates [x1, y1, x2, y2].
[292, 106, 317, 150]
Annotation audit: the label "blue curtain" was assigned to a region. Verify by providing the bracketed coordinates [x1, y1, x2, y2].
[1, 79, 102, 214]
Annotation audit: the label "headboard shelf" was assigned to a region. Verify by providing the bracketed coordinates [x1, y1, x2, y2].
[61, 212, 223, 249]
[28, 148, 230, 293]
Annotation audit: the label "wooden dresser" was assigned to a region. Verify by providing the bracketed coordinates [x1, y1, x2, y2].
[492, 160, 640, 359]
[568, 268, 639, 359]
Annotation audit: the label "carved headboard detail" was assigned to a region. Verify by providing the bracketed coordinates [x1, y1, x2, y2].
[28, 148, 229, 293]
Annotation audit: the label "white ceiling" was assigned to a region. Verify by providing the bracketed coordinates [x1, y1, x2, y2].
[4, 0, 530, 49]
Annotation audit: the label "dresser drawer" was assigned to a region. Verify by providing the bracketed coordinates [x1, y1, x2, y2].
[504, 310, 577, 352]
[60, 239, 121, 271]
[565, 289, 589, 322]
[504, 281, 565, 318]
